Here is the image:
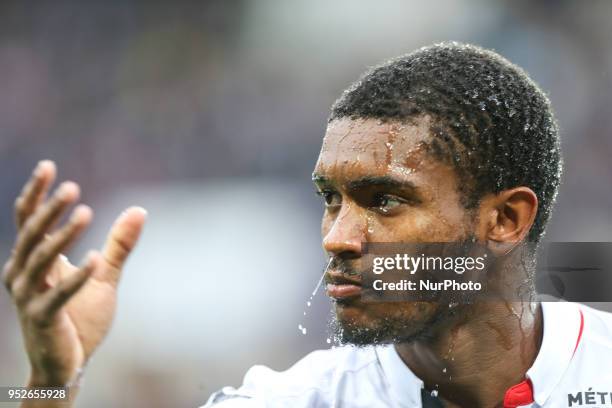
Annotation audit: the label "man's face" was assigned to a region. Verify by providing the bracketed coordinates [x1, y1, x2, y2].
[313, 117, 476, 345]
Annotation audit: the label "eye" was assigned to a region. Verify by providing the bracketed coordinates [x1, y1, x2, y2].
[316, 190, 342, 209]
[372, 193, 406, 214]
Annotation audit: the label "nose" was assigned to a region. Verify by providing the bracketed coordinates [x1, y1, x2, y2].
[323, 202, 366, 258]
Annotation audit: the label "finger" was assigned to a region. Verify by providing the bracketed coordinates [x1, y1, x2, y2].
[13, 181, 80, 268]
[100, 206, 147, 284]
[15, 160, 57, 229]
[33, 251, 99, 322]
[2, 259, 15, 291]
[24, 205, 93, 289]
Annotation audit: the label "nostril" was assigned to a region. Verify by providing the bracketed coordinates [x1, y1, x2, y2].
[337, 250, 361, 261]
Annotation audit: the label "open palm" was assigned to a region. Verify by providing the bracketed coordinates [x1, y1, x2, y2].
[4, 160, 146, 389]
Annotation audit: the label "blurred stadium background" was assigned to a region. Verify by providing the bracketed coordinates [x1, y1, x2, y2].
[1, 1, 611, 407]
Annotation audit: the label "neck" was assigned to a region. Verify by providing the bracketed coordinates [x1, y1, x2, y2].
[395, 301, 543, 408]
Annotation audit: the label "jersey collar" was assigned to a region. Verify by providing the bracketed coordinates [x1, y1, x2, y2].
[526, 301, 584, 406]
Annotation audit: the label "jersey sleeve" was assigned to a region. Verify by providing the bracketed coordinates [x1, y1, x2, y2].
[199, 347, 377, 407]
[199, 364, 288, 408]
[199, 385, 262, 408]
[199, 349, 337, 407]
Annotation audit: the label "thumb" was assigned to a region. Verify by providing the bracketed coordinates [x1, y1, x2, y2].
[99, 206, 147, 284]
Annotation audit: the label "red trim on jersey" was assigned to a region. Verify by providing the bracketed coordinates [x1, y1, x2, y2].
[503, 378, 534, 408]
[503, 308, 584, 408]
[573, 309, 584, 356]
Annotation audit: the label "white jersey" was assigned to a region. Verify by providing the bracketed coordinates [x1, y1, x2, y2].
[202, 302, 612, 407]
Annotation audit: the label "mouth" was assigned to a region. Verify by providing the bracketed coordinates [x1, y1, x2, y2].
[325, 269, 362, 300]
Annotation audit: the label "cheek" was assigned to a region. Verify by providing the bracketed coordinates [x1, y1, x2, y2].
[368, 209, 470, 242]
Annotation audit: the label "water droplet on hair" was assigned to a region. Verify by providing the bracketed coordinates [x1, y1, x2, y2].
[487, 94, 501, 105]
[466, 90, 478, 99]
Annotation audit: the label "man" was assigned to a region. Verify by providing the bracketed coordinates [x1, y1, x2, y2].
[4, 43, 612, 408]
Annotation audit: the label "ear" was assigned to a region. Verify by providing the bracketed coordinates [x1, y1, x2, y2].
[477, 187, 538, 255]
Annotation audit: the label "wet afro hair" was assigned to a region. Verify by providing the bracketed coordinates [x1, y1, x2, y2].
[330, 42, 562, 242]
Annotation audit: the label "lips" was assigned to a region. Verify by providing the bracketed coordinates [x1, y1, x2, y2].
[325, 269, 362, 299]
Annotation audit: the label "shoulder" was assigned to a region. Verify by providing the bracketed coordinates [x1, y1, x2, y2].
[203, 345, 386, 407]
[242, 345, 381, 394]
[577, 303, 612, 352]
[543, 304, 612, 407]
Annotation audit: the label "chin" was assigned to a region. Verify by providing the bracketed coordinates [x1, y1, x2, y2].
[331, 300, 440, 346]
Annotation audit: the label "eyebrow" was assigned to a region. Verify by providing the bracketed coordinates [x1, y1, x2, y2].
[312, 173, 416, 191]
[346, 176, 417, 191]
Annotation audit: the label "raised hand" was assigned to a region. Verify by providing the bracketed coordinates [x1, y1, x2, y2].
[3, 160, 146, 404]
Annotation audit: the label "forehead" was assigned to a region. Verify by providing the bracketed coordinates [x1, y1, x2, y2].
[314, 116, 439, 183]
